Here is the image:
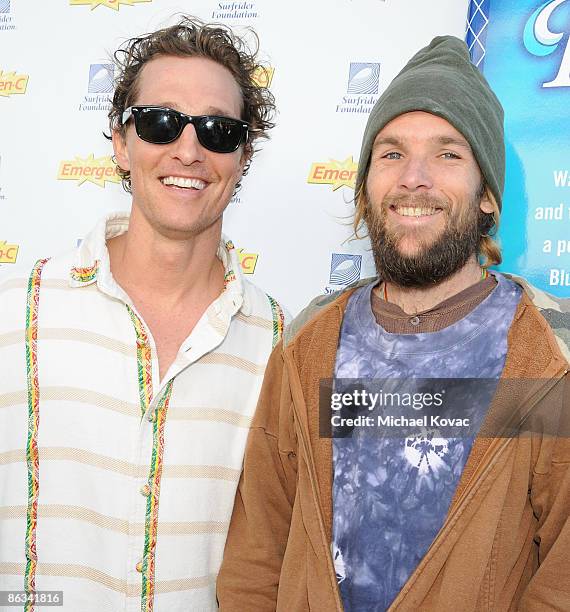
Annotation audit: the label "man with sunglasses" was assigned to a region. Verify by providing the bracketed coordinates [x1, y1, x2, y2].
[0, 16, 286, 611]
[218, 36, 570, 610]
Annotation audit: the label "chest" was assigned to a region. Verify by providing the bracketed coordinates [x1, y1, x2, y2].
[335, 282, 521, 380]
[10, 287, 265, 462]
[134, 303, 203, 380]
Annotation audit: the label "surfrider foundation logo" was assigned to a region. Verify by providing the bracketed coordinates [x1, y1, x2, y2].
[57, 155, 120, 187]
[0, 71, 28, 97]
[337, 62, 380, 114]
[211, 2, 258, 20]
[88, 64, 113, 93]
[307, 156, 357, 191]
[70, 0, 151, 11]
[347, 63, 380, 94]
[0, 0, 15, 31]
[80, 64, 113, 111]
[252, 66, 274, 88]
[329, 253, 362, 286]
[0, 241, 19, 264]
[238, 248, 258, 274]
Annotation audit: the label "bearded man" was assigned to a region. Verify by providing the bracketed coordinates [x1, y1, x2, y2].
[217, 36, 570, 611]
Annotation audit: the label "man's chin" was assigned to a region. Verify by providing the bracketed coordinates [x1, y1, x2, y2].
[392, 243, 427, 260]
[391, 237, 435, 260]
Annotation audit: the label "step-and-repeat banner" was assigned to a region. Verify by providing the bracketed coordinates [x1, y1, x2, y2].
[3, 1, 565, 316]
[467, 0, 570, 298]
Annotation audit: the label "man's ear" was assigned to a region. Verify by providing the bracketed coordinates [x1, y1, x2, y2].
[112, 129, 130, 172]
[239, 142, 253, 173]
[479, 186, 494, 214]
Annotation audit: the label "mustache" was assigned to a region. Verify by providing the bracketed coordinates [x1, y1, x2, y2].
[381, 193, 451, 212]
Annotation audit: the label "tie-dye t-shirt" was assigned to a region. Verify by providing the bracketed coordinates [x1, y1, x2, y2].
[332, 273, 522, 612]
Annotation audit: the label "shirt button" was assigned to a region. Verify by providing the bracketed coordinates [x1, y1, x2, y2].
[136, 561, 143, 573]
[140, 484, 151, 497]
[410, 316, 420, 326]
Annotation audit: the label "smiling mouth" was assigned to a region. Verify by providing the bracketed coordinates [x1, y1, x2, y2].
[161, 176, 207, 190]
[390, 204, 442, 217]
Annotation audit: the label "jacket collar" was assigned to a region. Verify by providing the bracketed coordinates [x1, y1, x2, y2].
[503, 272, 570, 361]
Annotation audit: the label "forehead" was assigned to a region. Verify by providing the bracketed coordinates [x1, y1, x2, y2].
[374, 111, 470, 148]
[133, 54, 243, 117]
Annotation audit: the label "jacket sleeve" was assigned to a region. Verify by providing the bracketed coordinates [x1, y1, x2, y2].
[217, 342, 298, 611]
[520, 377, 570, 610]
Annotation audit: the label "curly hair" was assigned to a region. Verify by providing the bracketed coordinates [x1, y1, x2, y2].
[107, 15, 276, 193]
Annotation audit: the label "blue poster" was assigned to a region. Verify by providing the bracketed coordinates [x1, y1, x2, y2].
[467, 0, 570, 296]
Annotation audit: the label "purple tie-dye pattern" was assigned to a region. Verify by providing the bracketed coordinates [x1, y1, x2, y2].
[332, 273, 522, 611]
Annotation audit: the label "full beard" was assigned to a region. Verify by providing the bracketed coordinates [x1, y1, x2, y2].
[365, 192, 489, 288]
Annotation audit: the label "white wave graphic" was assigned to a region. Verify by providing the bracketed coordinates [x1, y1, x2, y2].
[348, 63, 380, 94]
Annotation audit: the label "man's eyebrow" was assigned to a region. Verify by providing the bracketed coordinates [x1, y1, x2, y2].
[372, 135, 472, 152]
[149, 101, 180, 110]
[202, 106, 238, 117]
[145, 102, 237, 117]
[433, 136, 471, 149]
[373, 136, 403, 149]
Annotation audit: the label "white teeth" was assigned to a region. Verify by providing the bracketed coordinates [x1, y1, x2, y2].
[395, 206, 438, 217]
[161, 176, 206, 190]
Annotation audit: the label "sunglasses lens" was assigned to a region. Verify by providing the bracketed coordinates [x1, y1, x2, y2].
[137, 109, 181, 144]
[199, 117, 245, 153]
[129, 108, 246, 152]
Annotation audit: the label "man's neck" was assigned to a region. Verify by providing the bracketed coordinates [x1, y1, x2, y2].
[379, 257, 487, 315]
[107, 207, 225, 309]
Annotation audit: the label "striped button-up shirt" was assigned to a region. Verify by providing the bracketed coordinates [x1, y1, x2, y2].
[0, 212, 286, 611]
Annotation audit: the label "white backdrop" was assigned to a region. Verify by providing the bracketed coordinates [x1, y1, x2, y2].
[0, 0, 469, 314]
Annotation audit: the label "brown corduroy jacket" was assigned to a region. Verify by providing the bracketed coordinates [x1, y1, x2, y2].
[217, 282, 570, 611]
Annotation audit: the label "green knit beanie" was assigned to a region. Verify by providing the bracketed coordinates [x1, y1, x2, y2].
[355, 35, 505, 208]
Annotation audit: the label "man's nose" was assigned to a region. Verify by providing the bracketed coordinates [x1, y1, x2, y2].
[169, 123, 206, 164]
[397, 157, 433, 191]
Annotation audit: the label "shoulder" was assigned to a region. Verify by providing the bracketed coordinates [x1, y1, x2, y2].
[502, 272, 570, 362]
[239, 279, 291, 347]
[241, 279, 289, 320]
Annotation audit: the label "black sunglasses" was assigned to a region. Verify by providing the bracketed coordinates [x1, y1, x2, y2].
[121, 106, 249, 153]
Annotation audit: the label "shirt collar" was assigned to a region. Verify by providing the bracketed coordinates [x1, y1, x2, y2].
[68, 211, 251, 316]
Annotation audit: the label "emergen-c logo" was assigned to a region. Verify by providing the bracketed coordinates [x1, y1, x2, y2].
[252, 66, 274, 88]
[524, 0, 570, 87]
[0, 71, 28, 97]
[70, 0, 151, 10]
[57, 155, 120, 187]
[237, 248, 258, 274]
[307, 157, 357, 191]
[0, 241, 18, 264]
